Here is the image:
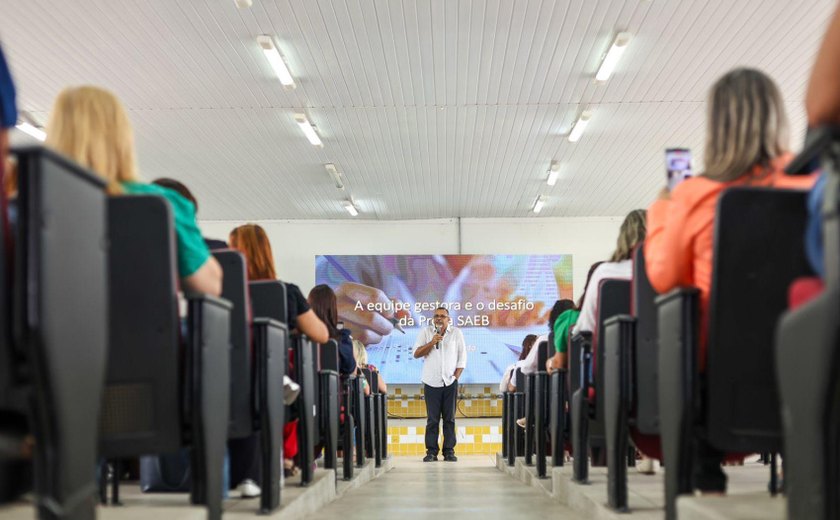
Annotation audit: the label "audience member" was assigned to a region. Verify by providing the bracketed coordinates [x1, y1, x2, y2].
[45, 86, 222, 296]
[574, 209, 647, 335]
[644, 67, 816, 493]
[547, 262, 604, 372]
[229, 223, 328, 343]
[352, 339, 387, 394]
[308, 284, 357, 375]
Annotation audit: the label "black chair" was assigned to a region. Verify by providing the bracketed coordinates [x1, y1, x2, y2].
[523, 367, 535, 466]
[214, 258, 286, 514]
[657, 187, 811, 520]
[571, 279, 630, 483]
[340, 373, 356, 480]
[0, 147, 108, 519]
[213, 250, 253, 441]
[534, 339, 551, 478]
[548, 365, 568, 468]
[318, 340, 340, 470]
[378, 384, 388, 461]
[569, 331, 591, 482]
[291, 334, 317, 485]
[508, 369, 525, 466]
[99, 195, 232, 520]
[603, 245, 660, 511]
[776, 126, 840, 520]
[360, 368, 381, 467]
[351, 376, 367, 467]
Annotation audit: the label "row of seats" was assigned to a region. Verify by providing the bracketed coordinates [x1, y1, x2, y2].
[0, 145, 389, 520]
[501, 131, 840, 520]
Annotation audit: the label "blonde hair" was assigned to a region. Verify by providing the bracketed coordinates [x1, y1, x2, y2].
[703, 68, 789, 182]
[610, 209, 646, 262]
[229, 224, 276, 280]
[46, 86, 139, 194]
[352, 339, 367, 367]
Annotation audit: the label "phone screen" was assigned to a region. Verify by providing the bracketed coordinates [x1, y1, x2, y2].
[666, 148, 692, 191]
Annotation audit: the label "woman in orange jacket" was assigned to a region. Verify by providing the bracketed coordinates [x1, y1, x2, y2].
[644, 68, 816, 493]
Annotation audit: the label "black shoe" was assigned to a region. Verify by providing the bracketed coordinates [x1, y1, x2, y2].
[444, 454, 458, 462]
[423, 454, 437, 462]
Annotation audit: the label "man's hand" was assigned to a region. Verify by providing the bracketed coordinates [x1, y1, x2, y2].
[430, 333, 443, 345]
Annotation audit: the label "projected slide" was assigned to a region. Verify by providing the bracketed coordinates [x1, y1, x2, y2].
[315, 255, 573, 384]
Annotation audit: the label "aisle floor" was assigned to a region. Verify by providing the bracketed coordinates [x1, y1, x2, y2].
[306, 455, 584, 519]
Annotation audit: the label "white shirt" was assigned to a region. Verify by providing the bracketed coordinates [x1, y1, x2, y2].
[573, 260, 632, 335]
[498, 334, 548, 392]
[413, 325, 467, 387]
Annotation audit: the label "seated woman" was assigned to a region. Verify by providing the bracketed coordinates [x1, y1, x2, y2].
[644, 68, 816, 493]
[229, 223, 328, 343]
[308, 284, 357, 375]
[228, 223, 328, 478]
[573, 209, 646, 335]
[546, 262, 604, 372]
[46, 86, 222, 296]
[498, 334, 537, 393]
[352, 339, 387, 394]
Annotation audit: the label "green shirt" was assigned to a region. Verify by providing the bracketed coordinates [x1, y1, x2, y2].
[121, 182, 211, 278]
[553, 309, 580, 354]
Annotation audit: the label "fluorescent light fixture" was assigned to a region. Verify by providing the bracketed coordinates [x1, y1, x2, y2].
[234, 0, 252, 7]
[533, 195, 546, 214]
[257, 35, 296, 89]
[16, 122, 46, 141]
[342, 199, 359, 217]
[547, 161, 561, 186]
[294, 113, 323, 147]
[596, 32, 632, 82]
[568, 110, 592, 143]
[325, 163, 345, 190]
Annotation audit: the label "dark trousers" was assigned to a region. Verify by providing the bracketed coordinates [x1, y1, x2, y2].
[424, 382, 458, 456]
[228, 432, 261, 487]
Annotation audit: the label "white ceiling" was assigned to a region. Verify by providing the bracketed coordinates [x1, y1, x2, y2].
[1, 0, 834, 220]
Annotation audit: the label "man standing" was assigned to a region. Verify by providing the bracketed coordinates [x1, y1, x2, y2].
[413, 307, 467, 462]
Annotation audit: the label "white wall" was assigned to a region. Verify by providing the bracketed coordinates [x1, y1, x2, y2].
[199, 216, 623, 299]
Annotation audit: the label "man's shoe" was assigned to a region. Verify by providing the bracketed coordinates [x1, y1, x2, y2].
[236, 479, 261, 498]
[423, 454, 437, 462]
[443, 454, 458, 462]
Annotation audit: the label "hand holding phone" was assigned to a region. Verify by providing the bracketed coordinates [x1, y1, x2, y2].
[666, 148, 693, 191]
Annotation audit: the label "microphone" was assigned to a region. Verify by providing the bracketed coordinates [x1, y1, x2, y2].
[434, 324, 441, 349]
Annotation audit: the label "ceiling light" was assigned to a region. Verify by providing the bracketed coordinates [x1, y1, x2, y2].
[596, 32, 631, 82]
[547, 161, 561, 186]
[342, 200, 359, 217]
[16, 122, 46, 141]
[294, 113, 323, 147]
[234, 0, 252, 7]
[568, 110, 592, 143]
[325, 163, 345, 190]
[257, 35, 296, 89]
[533, 195, 546, 214]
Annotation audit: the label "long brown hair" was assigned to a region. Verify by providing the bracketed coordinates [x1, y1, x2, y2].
[610, 209, 646, 262]
[703, 68, 788, 183]
[308, 284, 339, 339]
[229, 224, 276, 280]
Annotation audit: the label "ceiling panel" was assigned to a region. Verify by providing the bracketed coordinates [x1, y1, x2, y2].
[0, 0, 833, 220]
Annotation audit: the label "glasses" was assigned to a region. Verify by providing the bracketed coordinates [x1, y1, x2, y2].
[433, 314, 447, 318]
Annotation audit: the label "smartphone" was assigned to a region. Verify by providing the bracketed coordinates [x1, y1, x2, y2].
[666, 148, 693, 191]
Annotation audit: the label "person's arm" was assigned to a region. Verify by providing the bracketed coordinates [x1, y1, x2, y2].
[183, 255, 223, 297]
[547, 351, 566, 373]
[413, 328, 441, 358]
[377, 372, 387, 393]
[644, 189, 693, 294]
[296, 309, 329, 344]
[807, 2, 840, 125]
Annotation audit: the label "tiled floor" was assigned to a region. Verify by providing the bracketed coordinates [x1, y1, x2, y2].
[306, 455, 585, 520]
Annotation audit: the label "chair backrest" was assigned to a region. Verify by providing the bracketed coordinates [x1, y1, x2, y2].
[631, 245, 660, 434]
[213, 250, 253, 439]
[514, 368, 525, 392]
[593, 279, 631, 420]
[707, 187, 811, 452]
[321, 339, 339, 373]
[537, 339, 551, 369]
[249, 280, 288, 325]
[9, 146, 108, 511]
[569, 332, 590, 396]
[101, 195, 182, 457]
